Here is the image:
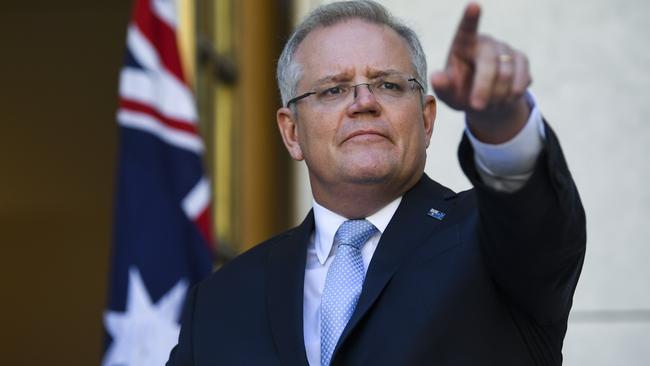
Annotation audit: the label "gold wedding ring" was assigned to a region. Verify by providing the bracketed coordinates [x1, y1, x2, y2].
[498, 54, 513, 63]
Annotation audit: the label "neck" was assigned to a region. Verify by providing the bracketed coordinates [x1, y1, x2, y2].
[310, 173, 422, 219]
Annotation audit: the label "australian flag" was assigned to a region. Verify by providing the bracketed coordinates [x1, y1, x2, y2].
[103, 0, 213, 365]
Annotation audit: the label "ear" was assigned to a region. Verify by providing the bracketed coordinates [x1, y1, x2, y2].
[422, 95, 436, 148]
[277, 107, 304, 161]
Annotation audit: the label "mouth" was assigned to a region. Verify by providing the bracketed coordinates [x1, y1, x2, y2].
[343, 129, 389, 143]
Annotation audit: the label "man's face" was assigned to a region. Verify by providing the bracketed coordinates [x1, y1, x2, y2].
[278, 19, 436, 202]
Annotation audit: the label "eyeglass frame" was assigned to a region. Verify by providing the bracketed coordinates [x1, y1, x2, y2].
[285, 76, 425, 108]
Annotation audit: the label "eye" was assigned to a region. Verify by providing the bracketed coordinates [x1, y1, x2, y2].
[323, 86, 344, 95]
[379, 81, 402, 91]
[316, 84, 349, 100]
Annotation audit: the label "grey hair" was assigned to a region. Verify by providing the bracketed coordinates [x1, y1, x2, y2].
[276, 0, 428, 108]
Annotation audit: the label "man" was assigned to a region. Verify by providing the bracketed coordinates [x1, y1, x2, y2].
[167, 1, 585, 365]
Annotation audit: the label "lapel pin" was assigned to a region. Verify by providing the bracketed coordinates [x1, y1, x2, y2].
[427, 208, 446, 221]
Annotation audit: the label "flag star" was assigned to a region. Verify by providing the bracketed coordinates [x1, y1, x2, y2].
[103, 267, 188, 366]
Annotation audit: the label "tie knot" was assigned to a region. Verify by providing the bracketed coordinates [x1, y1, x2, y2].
[334, 219, 378, 250]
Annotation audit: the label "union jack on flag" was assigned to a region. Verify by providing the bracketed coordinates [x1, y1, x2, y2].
[103, 0, 213, 365]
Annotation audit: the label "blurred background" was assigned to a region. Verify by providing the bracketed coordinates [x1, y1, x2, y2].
[1, 0, 648, 364]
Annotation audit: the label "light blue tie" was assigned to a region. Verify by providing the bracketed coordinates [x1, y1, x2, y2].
[320, 219, 378, 366]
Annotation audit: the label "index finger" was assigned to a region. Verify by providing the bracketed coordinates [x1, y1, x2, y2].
[451, 3, 482, 49]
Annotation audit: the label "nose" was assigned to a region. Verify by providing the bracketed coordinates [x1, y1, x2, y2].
[348, 83, 380, 116]
[352, 83, 372, 99]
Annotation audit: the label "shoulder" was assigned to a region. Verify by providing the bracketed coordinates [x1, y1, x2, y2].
[414, 173, 477, 212]
[178, 224, 306, 329]
[199, 225, 303, 291]
[169, 223, 311, 364]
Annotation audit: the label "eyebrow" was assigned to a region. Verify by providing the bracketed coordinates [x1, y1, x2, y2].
[366, 69, 404, 78]
[313, 73, 352, 85]
[312, 69, 406, 85]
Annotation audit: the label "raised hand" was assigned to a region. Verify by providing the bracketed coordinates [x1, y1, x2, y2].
[431, 3, 532, 143]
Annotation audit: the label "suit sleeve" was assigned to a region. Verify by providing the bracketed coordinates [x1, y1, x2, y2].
[166, 284, 199, 366]
[458, 120, 586, 324]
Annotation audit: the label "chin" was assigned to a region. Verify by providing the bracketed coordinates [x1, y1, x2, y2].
[340, 165, 395, 185]
[338, 151, 397, 179]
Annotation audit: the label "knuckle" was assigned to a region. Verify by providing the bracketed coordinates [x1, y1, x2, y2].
[512, 77, 531, 95]
[511, 84, 525, 96]
[498, 67, 514, 82]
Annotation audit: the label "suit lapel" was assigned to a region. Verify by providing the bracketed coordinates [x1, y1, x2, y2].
[334, 175, 459, 355]
[266, 211, 313, 366]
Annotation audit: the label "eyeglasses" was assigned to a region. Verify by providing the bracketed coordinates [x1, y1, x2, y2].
[286, 73, 424, 108]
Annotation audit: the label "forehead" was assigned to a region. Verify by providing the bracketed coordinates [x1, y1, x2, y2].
[294, 19, 413, 85]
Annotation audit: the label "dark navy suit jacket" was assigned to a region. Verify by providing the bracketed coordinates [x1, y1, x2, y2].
[167, 124, 586, 366]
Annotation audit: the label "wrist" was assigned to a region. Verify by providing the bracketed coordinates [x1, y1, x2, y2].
[466, 95, 530, 144]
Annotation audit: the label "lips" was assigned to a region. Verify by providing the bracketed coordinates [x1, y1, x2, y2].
[344, 129, 389, 143]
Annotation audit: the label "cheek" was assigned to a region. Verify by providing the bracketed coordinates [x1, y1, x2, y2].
[296, 117, 335, 159]
[304, 109, 343, 136]
[396, 113, 426, 147]
[398, 123, 429, 166]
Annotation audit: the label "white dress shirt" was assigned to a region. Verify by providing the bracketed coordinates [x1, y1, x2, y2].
[303, 93, 545, 365]
[304, 198, 402, 366]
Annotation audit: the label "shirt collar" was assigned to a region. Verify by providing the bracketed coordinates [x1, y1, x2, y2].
[312, 197, 402, 265]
